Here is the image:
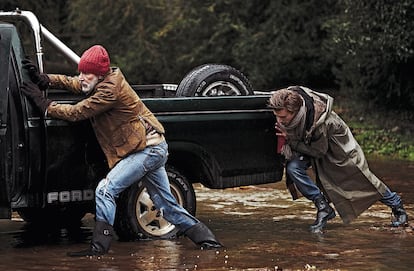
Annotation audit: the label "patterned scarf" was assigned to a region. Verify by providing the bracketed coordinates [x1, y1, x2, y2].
[279, 98, 307, 160]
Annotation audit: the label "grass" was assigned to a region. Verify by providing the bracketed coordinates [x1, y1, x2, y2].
[332, 92, 414, 161]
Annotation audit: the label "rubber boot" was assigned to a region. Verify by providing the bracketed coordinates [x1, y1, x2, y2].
[391, 204, 408, 227]
[67, 221, 114, 257]
[309, 194, 336, 233]
[184, 222, 223, 249]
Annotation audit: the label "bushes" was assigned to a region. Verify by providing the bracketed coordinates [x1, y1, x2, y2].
[352, 126, 414, 160]
[325, 0, 414, 109]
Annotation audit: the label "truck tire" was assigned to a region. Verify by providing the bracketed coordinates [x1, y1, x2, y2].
[175, 64, 253, 96]
[114, 166, 196, 240]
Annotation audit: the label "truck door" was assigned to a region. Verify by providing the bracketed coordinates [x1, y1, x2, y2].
[0, 25, 28, 218]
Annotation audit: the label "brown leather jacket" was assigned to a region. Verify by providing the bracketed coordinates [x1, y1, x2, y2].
[47, 68, 165, 168]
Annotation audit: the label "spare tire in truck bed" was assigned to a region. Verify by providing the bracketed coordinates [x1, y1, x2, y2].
[175, 64, 253, 96]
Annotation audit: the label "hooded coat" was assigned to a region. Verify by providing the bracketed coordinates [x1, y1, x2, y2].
[289, 87, 387, 224]
[46, 67, 165, 169]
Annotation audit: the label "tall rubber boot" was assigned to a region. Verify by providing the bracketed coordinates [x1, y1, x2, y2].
[67, 221, 114, 257]
[391, 203, 408, 227]
[309, 194, 336, 233]
[184, 222, 223, 249]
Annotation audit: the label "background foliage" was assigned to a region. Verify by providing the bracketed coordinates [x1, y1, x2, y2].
[2, 0, 413, 109]
[324, 0, 414, 109]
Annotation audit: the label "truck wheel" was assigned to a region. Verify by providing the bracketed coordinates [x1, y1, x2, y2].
[175, 64, 253, 96]
[114, 166, 196, 240]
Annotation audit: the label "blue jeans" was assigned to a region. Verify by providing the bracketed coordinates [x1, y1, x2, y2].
[95, 141, 199, 231]
[286, 156, 401, 207]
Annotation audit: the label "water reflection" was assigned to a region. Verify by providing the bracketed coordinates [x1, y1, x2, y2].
[11, 221, 90, 248]
[0, 159, 412, 270]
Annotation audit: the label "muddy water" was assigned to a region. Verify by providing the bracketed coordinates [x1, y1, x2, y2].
[0, 159, 413, 271]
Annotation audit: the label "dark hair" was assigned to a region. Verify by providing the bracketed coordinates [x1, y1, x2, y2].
[268, 88, 302, 113]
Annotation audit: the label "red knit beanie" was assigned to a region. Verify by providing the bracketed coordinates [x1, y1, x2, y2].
[78, 45, 110, 76]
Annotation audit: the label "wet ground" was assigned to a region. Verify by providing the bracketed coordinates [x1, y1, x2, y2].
[0, 158, 413, 271]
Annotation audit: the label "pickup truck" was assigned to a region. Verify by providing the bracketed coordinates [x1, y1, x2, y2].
[0, 10, 284, 240]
